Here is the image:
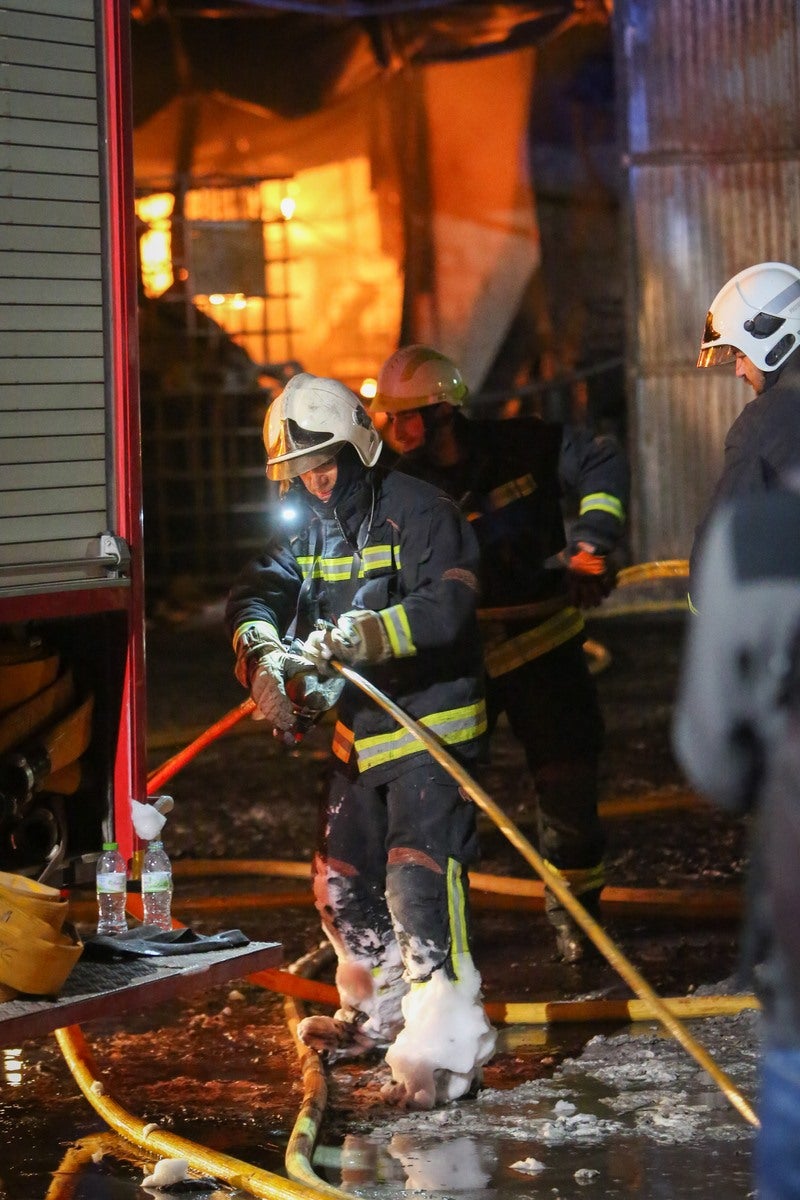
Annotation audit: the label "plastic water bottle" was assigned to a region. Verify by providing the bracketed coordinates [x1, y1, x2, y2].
[96, 841, 128, 935]
[141, 839, 173, 931]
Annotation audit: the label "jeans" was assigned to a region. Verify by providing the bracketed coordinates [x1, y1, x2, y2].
[756, 1048, 800, 1199]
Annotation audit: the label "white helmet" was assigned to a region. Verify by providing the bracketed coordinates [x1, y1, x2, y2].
[263, 373, 381, 481]
[697, 261, 800, 373]
[369, 345, 468, 415]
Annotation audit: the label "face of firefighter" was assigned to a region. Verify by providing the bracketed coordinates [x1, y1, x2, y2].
[735, 351, 766, 395]
[383, 407, 426, 455]
[299, 457, 338, 502]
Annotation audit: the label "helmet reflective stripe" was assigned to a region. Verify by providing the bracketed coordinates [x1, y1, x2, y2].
[697, 261, 800, 373]
[369, 344, 468, 414]
[263, 372, 381, 480]
[756, 276, 800, 320]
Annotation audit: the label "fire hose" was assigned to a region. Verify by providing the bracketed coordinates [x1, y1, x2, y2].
[322, 659, 757, 1129]
[142, 660, 758, 1128]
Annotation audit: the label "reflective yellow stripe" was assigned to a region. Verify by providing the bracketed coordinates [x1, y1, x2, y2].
[543, 859, 606, 896]
[349, 700, 487, 772]
[380, 605, 416, 657]
[296, 543, 399, 582]
[296, 554, 354, 581]
[489, 474, 536, 510]
[447, 858, 469, 978]
[579, 492, 625, 522]
[484, 607, 585, 677]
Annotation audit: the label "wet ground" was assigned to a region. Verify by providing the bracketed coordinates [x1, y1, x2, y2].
[0, 603, 759, 1199]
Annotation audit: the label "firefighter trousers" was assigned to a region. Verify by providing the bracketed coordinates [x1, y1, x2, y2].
[486, 633, 606, 872]
[311, 756, 481, 1039]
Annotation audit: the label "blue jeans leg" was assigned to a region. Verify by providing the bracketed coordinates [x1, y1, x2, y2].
[756, 1048, 800, 1199]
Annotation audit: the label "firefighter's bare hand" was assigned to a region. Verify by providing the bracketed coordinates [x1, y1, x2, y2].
[250, 652, 297, 732]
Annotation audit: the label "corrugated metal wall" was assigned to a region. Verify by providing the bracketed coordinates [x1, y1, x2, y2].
[616, 0, 800, 559]
[0, 0, 112, 592]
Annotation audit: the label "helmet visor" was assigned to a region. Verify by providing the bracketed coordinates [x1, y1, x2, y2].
[267, 446, 340, 482]
[696, 344, 737, 369]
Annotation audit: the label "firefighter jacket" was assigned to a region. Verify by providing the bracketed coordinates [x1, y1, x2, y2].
[225, 462, 487, 785]
[690, 350, 800, 583]
[397, 413, 628, 678]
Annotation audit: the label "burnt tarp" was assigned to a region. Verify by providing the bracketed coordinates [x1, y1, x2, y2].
[131, 1, 575, 126]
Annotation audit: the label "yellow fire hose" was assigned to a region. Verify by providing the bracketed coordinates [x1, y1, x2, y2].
[54, 1023, 353, 1200]
[46, 556, 746, 1200]
[281, 943, 349, 1195]
[331, 660, 759, 1129]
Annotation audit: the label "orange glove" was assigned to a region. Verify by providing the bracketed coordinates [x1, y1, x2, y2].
[561, 542, 614, 609]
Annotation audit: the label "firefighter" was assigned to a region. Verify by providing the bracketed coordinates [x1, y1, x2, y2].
[673, 488, 800, 1200]
[369, 346, 629, 962]
[225, 373, 496, 1110]
[691, 261, 800, 583]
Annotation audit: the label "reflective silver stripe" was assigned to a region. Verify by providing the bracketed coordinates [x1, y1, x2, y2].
[767, 277, 800, 315]
[447, 858, 470, 977]
[485, 607, 584, 678]
[354, 700, 487, 772]
[579, 492, 625, 521]
[380, 604, 416, 657]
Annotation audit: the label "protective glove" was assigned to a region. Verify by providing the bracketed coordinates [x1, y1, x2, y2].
[558, 542, 614, 609]
[301, 611, 390, 676]
[233, 622, 296, 733]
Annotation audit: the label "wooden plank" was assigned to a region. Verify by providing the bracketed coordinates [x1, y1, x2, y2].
[0, 331, 105, 357]
[0, 225, 99, 253]
[0, 537, 106, 567]
[0, 433, 105, 463]
[2, 279, 102, 306]
[1, 253, 102, 282]
[2, 0, 94, 18]
[0, 359, 104, 385]
[1, 486, 106, 518]
[0, 144, 99, 176]
[2, 172, 101, 203]
[4, 117, 97, 154]
[0, 304, 103, 332]
[2, 460, 105, 489]
[1, 37, 95, 73]
[0, 511, 107, 543]
[1, 409, 104, 437]
[0, 91, 97, 124]
[0, 382, 104, 409]
[1, 198, 100, 227]
[0, 63, 97, 99]
[0, 942, 283, 1047]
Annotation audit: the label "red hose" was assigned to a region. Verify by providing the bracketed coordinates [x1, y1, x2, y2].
[146, 698, 256, 795]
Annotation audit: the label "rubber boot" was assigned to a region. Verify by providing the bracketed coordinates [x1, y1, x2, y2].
[544, 863, 605, 964]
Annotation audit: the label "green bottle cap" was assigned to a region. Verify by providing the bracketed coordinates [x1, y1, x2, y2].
[102, 841, 118, 851]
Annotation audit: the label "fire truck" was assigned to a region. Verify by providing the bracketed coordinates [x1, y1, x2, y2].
[0, 0, 279, 1041]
